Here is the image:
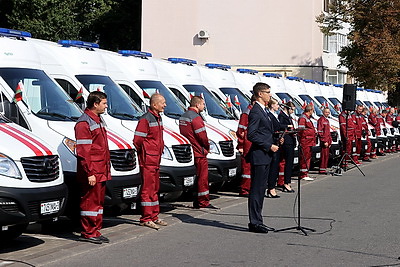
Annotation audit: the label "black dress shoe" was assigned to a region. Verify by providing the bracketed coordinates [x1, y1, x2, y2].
[248, 223, 268, 233]
[99, 235, 109, 243]
[282, 186, 295, 193]
[78, 236, 102, 244]
[362, 158, 371, 162]
[266, 192, 280, 198]
[260, 224, 275, 231]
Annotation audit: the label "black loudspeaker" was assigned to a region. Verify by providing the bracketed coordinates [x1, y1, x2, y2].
[342, 84, 357, 111]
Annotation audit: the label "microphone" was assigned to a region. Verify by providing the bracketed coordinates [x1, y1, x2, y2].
[279, 103, 291, 109]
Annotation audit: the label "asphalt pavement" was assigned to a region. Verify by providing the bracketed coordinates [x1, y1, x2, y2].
[1, 153, 400, 267]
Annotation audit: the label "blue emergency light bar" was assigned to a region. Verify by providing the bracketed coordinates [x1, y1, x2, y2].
[263, 73, 282, 78]
[303, 79, 315, 83]
[118, 50, 152, 58]
[333, 84, 343, 87]
[357, 88, 364, 91]
[286, 76, 302, 81]
[237, 69, 258, 74]
[0, 28, 31, 38]
[58, 40, 99, 49]
[375, 90, 382, 93]
[366, 89, 375, 92]
[168, 58, 197, 65]
[205, 63, 231, 70]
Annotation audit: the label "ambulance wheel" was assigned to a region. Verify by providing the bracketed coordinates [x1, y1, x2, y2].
[0, 224, 28, 241]
[210, 181, 226, 193]
[161, 191, 183, 202]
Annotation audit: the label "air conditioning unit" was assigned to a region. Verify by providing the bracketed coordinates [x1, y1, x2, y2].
[198, 30, 209, 39]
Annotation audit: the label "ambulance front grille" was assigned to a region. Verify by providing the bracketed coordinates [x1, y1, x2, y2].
[331, 131, 338, 142]
[171, 144, 192, 163]
[110, 149, 137, 171]
[219, 141, 235, 157]
[21, 155, 59, 182]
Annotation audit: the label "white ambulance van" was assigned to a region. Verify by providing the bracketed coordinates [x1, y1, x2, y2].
[0, 28, 140, 214]
[100, 51, 239, 186]
[232, 68, 262, 98]
[0, 114, 67, 240]
[31, 40, 197, 199]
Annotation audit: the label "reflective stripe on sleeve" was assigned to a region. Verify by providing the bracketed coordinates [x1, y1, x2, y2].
[90, 124, 100, 131]
[98, 209, 103, 215]
[81, 211, 98, 217]
[76, 139, 93, 144]
[149, 122, 160, 127]
[197, 190, 209, 196]
[135, 131, 148, 137]
[194, 127, 206, 134]
[300, 169, 308, 172]
[238, 124, 247, 129]
[241, 174, 251, 179]
[141, 201, 159, 206]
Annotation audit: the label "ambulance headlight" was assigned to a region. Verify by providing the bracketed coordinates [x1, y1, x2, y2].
[209, 140, 220, 154]
[0, 153, 22, 179]
[63, 137, 76, 155]
[162, 146, 173, 161]
[229, 130, 237, 141]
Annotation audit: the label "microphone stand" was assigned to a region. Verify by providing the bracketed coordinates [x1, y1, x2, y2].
[274, 129, 316, 236]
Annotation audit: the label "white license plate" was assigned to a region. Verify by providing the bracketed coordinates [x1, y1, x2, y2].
[228, 168, 237, 177]
[335, 150, 340, 155]
[184, 176, 195, 187]
[294, 157, 298, 164]
[123, 187, 138, 199]
[40, 200, 60, 215]
[316, 152, 321, 159]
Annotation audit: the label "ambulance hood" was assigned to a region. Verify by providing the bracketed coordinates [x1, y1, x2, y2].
[0, 122, 57, 160]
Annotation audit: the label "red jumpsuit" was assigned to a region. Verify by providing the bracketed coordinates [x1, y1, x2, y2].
[179, 107, 210, 208]
[352, 111, 363, 164]
[317, 115, 332, 174]
[133, 109, 164, 223]
[298, 113, 316, 179]
[377, 114, 390, 152]
[339, 111, 356, 165]
[361, 115, 372, 160]
[75, 108, 111, 239]
[236, 105, 253, 195]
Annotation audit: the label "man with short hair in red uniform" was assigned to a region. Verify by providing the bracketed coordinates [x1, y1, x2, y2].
[298, 104, 316, 181]
[361, 107, 373, 161]
[369, 108, 385, 156]
[236, 95, 256, 197]
[339, 109, 356, 166]
[179, 96, 218, 209]
[75, 91, 111, 244]
[134, 93, 167, 230]
[317, 107, 332, 174]
[352, 105, 364, 164]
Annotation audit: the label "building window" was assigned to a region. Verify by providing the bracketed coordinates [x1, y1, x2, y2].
[323, 33, 348, 54]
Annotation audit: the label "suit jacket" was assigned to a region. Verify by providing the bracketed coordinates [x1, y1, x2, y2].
[247, 103, 274, 166]
[278, 110, 296, 145]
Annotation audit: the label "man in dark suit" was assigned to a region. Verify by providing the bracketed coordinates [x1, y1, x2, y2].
[247, 82, 280, 233]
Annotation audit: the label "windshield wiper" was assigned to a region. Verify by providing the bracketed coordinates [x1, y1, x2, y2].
[209, 113, 229, 119]
[111, 112, 137, 119]
[36, 111, 74, 120]
[165, 112, 182, 118]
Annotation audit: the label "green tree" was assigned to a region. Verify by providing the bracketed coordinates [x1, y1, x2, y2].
[316, 0, 400, 96]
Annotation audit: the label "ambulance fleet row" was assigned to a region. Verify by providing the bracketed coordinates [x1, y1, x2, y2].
[0, 27, 397, 240]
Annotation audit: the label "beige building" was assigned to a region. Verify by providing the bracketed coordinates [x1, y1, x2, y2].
[142, 0, 349, 84]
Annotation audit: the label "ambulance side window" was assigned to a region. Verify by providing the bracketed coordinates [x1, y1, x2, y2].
[169, 87, 189, 107]
[55, 79, 85, 108]
[119, 84, 145, 111]
[0, 93, 29, 129]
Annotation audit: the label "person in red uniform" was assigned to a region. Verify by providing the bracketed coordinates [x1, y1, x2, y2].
[361, 107, 373, 161]
[297, 104, 316, 181]
[236, 95, 256, 197]
[369, 108, 385, 156]
[179, 96, 218, 209]
[339, 109, 356, 166]
[133, 93, 167, 230]
[75, 91, 111, 244]
[385, 108, 398, 152]
[380, 110, 392, 153]
[317, 107, 332, 174]
[352, 105, 364, 164]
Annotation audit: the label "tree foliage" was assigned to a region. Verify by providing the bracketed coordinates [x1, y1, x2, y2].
[316, 0, 400, 93]
[0, 0, 141, 51]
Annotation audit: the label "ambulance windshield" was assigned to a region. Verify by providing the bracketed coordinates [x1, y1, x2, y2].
[275, 92, 304, 116]
[76, 75, 143, 120]
[298, 95, 323, 116]
[314, 96, 339, 117]
[135, 80, 186, 119]
[182, 85, 235, 120]
[0, 68, 82, 121]
[219, 87, 250, 112]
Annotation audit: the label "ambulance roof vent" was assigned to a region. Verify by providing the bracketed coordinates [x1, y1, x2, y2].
[118, 50, 152, 58]
[263, 73, 282, 78]
[0, 28, 31, 38]
[58, 40, 99, 49]
[236, 68, 258, 74]
[167, 58, 197, 65]
[205, 63, 231, 70]
[286, 76, 302, 81]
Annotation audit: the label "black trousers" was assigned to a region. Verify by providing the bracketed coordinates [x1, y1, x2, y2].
[248, 164, 270, 225]
[267, 150, 280, 190]
[281, 143, 295, 184]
